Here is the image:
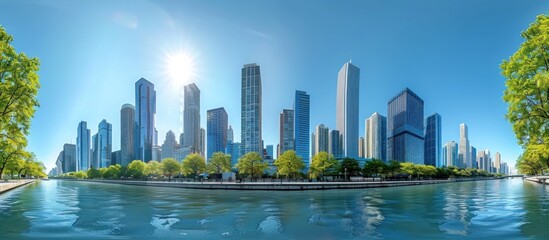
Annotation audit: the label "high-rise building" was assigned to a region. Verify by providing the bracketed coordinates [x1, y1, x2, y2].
[183, 83, 201, 154]
[63, 144, 76, 173]
[161, 130, 178, 160]
[207, 107, 228, 159]
[329, 129, 343, 158]
[495, 152, 501, 173]
[120, 104, 135, 166]
[365, 112, 387, 161]
[458, 123, 471, 168]
[226, 142, 241, 168]
[424, 113, 442, 167]
[387, 88, 425, 164]
[313, 124, 329, 156]
[97, 119, 112, 168]
[358, 137, 365, 158]
[91, 133, 98, 168]
[279, 109, 294, 155]
[135, 77, 156, 163]
[241, 63, 263, 156]
[199, 128, 205, 157]
[111, 150, 121, 166]
[478, 149, 491, 172]
[443, 141, 459, 167]
[470, 146, 477, 169]
[336, 61, 360, 158]
[311, 133, 316, 158]
[56, 153, 63, 175]
[76, 121, 91, 171]
[294, 90, 310, 167]
[227, 125, 234, 143]
[266, 145, 274, 159]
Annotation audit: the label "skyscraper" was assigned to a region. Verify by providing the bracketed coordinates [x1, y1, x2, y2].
[336, 61, 360, 158]
[63, 144, 76, 173]
[478, 149, 491, 172]
[91, 133, 98, 168]
[387, 88, 425, 164]
[470, 146, 477, 169]
[76, 121, 91, 171]
[495, 152, 501, 173]
[365, 112, 387, 161]
[443, 141, 459, 167]
[458, 123, 471, 168]
[97, 119, 112, 168]
[266, 145, 274, 159]
[313, 124, 329, 156]
[199, 128, 205, 157]
[358, 137, 365, 158]
[183, 83, 201, 154]
[294, 90, 310, 166]
[207, 107, 228, 159]
[241, 63, 262, 156]
[120, 103, 135, 166]
[135, 77, 156, 163]
[227, 125, 234, 143]
[329, 129, 343, 158]
[279, 109, 294, 155]
[424, 113, 442, 167]
[161, 130, 178, 159]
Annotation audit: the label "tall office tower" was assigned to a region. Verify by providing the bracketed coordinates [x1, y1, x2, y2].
[56, 152, 63, 175]
[313, 124, 329, 156]
[266, 145, 274, 159]
[76, 121, 91, 171]
[91, 134, 98, 168]
[227, 125, 234, 143]
[336, 61, 360, 158]
[458, 123, 471, 168]
[135, 77, 156, 163]
[329, 129, 343, 158]
[387, 88, 425, 164]
[97, 119, 112, 168]
[63, 144, 76, 173]
[311, 133, 316, 157]
[478, 149, 491, 172]
[470, 146, 477, 169]
[241, 63, 262, 156]
[111, 150, 121, 166]
[424, 113, 442, 167]
[183, 83, 201, 154]
[358, 137, 365, 158]
[294, 90, 310, 166]
[279, 109, 294, 156]
[495, 152, 501, 173]
[120, 104, 135, 166]
[161, 130, 178, 159]
[207, 107, 228, 159]
[226, 142, 242, 167]
[442, 141, 459, 167]
[199, 128, 205, 157]
[365, 112, 387, 161]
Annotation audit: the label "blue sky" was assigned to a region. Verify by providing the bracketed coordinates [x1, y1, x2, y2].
[0, 0, 547, 171]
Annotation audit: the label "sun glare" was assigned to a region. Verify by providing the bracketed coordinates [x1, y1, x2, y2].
[166, 52, 195, 87]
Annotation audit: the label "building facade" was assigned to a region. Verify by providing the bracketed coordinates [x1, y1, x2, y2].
[336, 61, 360, 158]
[329, 129, 343, 159]
[76, 121, 91, 171]
[135, 77, 156, 162]
[97, 119, 112, 168]
[443, 141, 459, 167]
[294, 90, 310, 166]
[279, 109, 294, 156]
[183, 83, 201, 154]
[458, 123, 471, 168]
[161, 130, 178, 160]
[207, 107, 228, 159]
[120, 104, 136, 166]
[313, 124, 329, 156]
[241, 63, 262, 156]
[424, 113, 442, 167]
[365, 112, 387, 161]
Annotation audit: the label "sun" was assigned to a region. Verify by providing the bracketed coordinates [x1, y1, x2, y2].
[166, 52, 195, 87]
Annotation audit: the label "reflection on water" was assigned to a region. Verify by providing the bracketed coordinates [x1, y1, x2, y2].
[0, 178, 548, 239]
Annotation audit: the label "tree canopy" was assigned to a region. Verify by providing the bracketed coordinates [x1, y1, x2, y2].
[206, 152, 232, 174]
[161, 158, 181, 181]
[309, 151, 338, 180]
[235, 152, 268, 181]
[181, 154, 206, 177]
[274, 150, 304, 179]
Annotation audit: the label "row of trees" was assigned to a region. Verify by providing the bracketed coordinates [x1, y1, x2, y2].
[502, 15, 549, 175]
[59, 150, 497, 181]
[0, 26, 44, 179]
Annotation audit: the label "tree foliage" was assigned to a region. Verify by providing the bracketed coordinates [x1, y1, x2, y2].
[127, 160, 146, 179]
[145, 160, 161, 177]
[0, 26, 41, 179]
[181, 154, 206, 177]
[161, 158, 180, 181]
[338, 158, 361, 178]
[309, 152, 339, 180]
[363, 159, 386, 181]
[235, 152, 268, 181]
[274, 150, 304, 179]
[206, 152, 232, 174]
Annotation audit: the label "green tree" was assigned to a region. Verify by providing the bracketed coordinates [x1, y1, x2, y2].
[161, 158, 181, 182]
[386, 160, 402, 178]
[181, 154, 206, 178]
[87, 167, 101, 179]
[338, 158, 361, 180]
[0, 26, 41, 179]
[73, 171, 87, 179]
[206, 152, 232, 174]
[145, 160, 161, 177]
[274, 150, 304, 179]
[309, 152, 339, 181]
[103, 165, 121, 179]
[127, 160, 146, 179]
[235, 152, 268, 181]
[363, 159, 386, 181]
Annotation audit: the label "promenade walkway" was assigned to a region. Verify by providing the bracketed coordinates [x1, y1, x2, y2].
[0, 179, 35, 194]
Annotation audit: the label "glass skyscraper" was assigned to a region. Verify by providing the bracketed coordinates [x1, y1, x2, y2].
[120, 103, 135, 166]
[424, 113, 442, 167]
[329, 129, 343, 159]
[313, 124, 329, 156]
[294, 90, 310, 167]
[279, 109, 294, 155]
[458, 123, 471, 168]
[241, 63, 262, 156]
[365, 112, 387, 161]
[97, 119, 112, 168]
[387, 88, 425, 164]
[183, 83, 201, 154]
[336, 61, 360, 158]
[470, 146, 477, 169]
[76, 121, 91, 171]
[443, 141, 459, 167]
[161, 130, 178, 160]
[135, 77, 156, 163]
[207, 107, 228, 159]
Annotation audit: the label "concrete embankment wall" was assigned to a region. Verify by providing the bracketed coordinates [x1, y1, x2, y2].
[0, 180, 35, 194]
[525, 177, 549, 185]
[71, 178, 495, 191]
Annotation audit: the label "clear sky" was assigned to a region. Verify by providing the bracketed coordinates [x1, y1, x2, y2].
[1, 0, 547, 172]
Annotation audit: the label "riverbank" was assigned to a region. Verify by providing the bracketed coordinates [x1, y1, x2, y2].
[65, 177, 499, 191]
[0, 180, 35, 194]
[524, 176, 549, 185]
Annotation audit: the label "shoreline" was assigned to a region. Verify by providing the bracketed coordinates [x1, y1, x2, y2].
[0, 180, 36, 194]
[61, 177, 501, 191]
[524, 176, 549, 185]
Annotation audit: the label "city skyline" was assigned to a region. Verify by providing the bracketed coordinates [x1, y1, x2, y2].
[1, 1, 547, 170]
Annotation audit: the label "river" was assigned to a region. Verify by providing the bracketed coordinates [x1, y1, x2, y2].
[0, 178, 547, 239]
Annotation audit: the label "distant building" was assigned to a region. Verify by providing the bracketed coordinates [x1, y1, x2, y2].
[266, 145, 274, 159]
[226, 142, 241, 168]
[294, 90, 310, 167]
[495, 152, 501, 173]
[424, 113, 442, 167]
[135, 77, 156, 163]
[279, 109, 294, 155]
[241, 63, 262, 156]
[365, 112, 387, 161]
[358, 137, 365, 158]
[111, 150, 121, 166]
[470, 146, 477, 169]
[387, 88, 425, 164]
[97, 119, 112, 168]
[183, 83, 201, 155]
[76, 121, 91, 171]
[227, 125, 234, 143]
[161, 130, 178, 160]
[199, 128, 205, 157]
[443, 141, 459, 167]
[313, 124, 329, 156]
[207, 107, 228, 159]
[458, 123, 471, 168]
[336, 61, 360, 158]
[478, 149, 491, 172]
[329, 129, 343, 158]
[120, 103, 135, 166]
[63, 144, 76, 172]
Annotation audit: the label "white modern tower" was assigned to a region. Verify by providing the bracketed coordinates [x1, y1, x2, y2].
[336, 61, 360, 158]
[365, 112, 387, 161]
[458, 123, 471, 168]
